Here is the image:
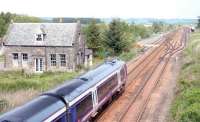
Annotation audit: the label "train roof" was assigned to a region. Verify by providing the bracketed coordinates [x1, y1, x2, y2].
[50, 59, 125, 102]
[0, 96, 64, 122]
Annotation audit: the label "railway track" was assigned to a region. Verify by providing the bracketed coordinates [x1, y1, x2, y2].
[95, 28, 189, 122]
[118, 29, 187, 122]
[136, 29, 188, 122]
[118, 32, 180, 122]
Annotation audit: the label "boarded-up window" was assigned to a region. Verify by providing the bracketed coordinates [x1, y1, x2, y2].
[50, 54, 56, 66]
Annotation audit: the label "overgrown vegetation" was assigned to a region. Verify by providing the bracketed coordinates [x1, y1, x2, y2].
[105, 19, 133, 55]
[0, 71, 78, 92]
[83, 20, 104, 56]
[171, 32, 200, 122]
[119, 49, 137, 61]
[130, 24, 153, 39]
[0, 55, 4, 62]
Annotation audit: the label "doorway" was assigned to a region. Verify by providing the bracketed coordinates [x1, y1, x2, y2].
[35, 58, 44, 72]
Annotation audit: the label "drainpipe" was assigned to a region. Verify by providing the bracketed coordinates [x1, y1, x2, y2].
[45, 46, 47, 71]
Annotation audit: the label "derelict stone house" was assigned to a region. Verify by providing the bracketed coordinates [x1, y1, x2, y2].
[3, 22, 92, 73]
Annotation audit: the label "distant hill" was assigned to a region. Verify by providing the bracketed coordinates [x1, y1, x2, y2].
[40, 17, 197, 25]
[101, 18, 197, 25]
[42, 17, 102, 24]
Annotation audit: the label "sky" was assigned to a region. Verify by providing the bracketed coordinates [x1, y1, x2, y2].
[0, 0, 199, 19]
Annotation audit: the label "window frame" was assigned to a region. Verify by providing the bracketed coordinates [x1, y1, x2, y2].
[76, 93, 93, 120]
[60, 54, 66, 67]
[36, 34, 43, 41]
[22, 53, 28, 61]
[50, 54, 57, 66]
[12, 53, 18, 60]
[97, 74, 118, 102]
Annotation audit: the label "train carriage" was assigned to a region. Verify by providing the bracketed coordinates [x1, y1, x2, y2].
[0, 59, 127, 122]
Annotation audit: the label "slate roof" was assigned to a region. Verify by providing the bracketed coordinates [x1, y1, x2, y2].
[4, 23, 78, 46]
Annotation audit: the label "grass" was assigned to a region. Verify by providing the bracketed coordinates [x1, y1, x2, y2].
[170, 31, 200, 122]
[0, 71, 78, 92]
[0, 71, 78, 113]
[0, 55, 4, 62]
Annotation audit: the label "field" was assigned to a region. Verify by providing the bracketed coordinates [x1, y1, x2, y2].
[0, 71, 79, 92]
[171, 31, 200, 122]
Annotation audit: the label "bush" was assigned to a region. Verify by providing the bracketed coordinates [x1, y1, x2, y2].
[172, 88, 200, 122]
[119, 50, 136, 61]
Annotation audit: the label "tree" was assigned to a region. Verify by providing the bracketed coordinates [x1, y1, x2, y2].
[83, 20, 103, 56]
[13, 14, 42, 23]
[152, 21, 164, 33]
[0, 12, 12, 37]
[105, 19, 132, 55]
[130, 24, 152, 39]
[197, 16, 200, 29]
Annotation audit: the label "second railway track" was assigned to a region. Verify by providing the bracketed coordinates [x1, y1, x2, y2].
[95, 28, 189, 122]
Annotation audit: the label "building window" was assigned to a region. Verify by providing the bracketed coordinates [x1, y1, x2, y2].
[36, 34, 43, 41]
[13, 53, 18, 60]
[50, 54, 56, 66]
[60, 54, 66, 67]
[22, 53, 28, 61]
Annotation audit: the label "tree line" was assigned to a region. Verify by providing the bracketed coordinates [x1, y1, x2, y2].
[53, 17, 102, 24]
[83, 19, 171, 58]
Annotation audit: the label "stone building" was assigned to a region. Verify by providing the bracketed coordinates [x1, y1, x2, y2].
[3, 22, 92, 73]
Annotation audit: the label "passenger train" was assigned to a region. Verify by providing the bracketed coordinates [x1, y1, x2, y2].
[0, 59, 127, 122]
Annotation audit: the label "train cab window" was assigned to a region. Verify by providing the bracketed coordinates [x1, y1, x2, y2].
[120, 67, 126, 81]
[76, 94, 93, 119]
[97, 74, 118, 102]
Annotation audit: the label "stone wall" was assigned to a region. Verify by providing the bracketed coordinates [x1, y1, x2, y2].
[4, 46, 77, 73]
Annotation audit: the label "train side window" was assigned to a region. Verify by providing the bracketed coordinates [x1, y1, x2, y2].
[97, 74, 118, 102]
[76, 94, 93, 119]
